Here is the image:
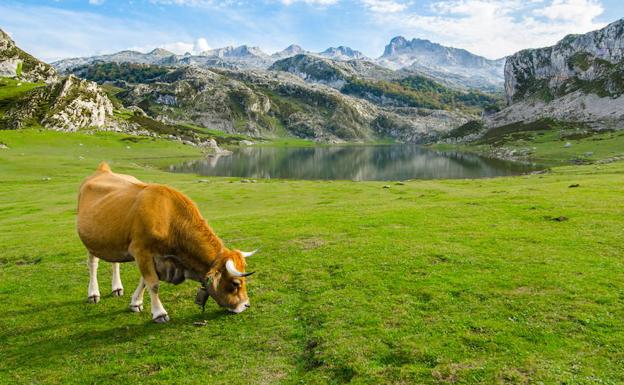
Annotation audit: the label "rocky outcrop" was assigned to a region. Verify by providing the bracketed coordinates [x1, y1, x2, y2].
[0, 29, 57, 83]
[0, 30, 115, 131]
[490, 18, 624, 129]
[4, 75, 114, 131]
[43, 75, 114, 131]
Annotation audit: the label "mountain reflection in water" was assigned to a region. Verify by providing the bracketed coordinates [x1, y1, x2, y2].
[168, 145, 541, 181]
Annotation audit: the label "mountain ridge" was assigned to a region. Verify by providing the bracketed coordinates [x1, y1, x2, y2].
[51, 37, 506, 91]
[486, 18, 624, 130]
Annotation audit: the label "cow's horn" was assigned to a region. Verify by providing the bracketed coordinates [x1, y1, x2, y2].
[225, 259, 255, 277]
[240, 249, 257, 258]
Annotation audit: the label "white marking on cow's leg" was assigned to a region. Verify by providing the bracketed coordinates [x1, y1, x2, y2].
[87, 254, 100, 303]
[129, 277, 145, 312]
[148, 283, 169, 323]
[131, 244, 169, 323]
[111, 263, 124, 296]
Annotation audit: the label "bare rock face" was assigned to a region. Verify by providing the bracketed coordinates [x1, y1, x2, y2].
[5, 75, 114, 131]
[493, 19, 624, 129]
[0, 28, 115, 131]
[43, 75, 114, 131]
[0, 29, 57, 83]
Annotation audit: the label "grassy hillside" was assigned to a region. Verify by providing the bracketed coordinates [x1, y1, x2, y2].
[0, 77, 45, 120]
[1, 129, 623, 384]
[442, 118, 624, 165]
[342, 75, 503, 114]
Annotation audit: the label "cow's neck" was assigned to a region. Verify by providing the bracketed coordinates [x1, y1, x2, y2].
[174, 218, 226, 277]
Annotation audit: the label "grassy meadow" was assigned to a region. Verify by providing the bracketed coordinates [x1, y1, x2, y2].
[1, 129, 623, 384]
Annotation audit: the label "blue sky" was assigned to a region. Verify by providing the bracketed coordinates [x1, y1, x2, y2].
[0, 0, 621, 62]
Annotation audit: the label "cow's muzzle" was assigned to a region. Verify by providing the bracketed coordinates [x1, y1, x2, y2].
[229, 300, 250, 314]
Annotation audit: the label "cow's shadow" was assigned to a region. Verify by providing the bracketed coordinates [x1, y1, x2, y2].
[3, 303, 232, 372]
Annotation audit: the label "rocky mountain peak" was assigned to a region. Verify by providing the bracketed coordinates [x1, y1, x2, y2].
[203, 45, 268, 58]
[319, 46, 367, 60]
[149, 48, 175, 56]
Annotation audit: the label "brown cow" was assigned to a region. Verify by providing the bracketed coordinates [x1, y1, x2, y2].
[77, 162, 255, 323]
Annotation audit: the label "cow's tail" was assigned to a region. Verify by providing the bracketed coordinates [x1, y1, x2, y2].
[97, 161, 111, 173]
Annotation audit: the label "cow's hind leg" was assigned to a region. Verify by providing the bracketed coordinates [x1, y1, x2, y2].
[129, 276, 145, 313]
[111, 263, 124, 296]
[131, 246, 169, 323]
[87, 253, 101, 303]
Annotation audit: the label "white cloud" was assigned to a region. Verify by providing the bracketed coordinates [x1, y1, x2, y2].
[367, 0, 607, 58]
[88, 0, 105, 5]
[195, 37, 211, 52]
[533, 0, 603, 22]
[361, 0, 408, 13]
[125, 37, 212, 55]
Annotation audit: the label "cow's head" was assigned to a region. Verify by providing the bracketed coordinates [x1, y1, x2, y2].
[207, 249, 256, 313]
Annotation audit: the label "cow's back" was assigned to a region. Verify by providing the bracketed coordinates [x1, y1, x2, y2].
[77, 163, 148, 262]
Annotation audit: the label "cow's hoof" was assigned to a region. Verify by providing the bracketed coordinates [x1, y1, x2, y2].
[153, 314, 170, 323]
[87, 295, 100, 304]
[112, 288, 124, 297]
[129, 304, 143, 313]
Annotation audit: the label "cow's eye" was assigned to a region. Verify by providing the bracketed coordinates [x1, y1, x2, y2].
[232, 280, 241, 289]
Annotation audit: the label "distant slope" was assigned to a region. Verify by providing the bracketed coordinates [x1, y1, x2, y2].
[376, 36, 505, 91]
[487, 18, 624, 130]
[270, 54, 502, 114]
[71, 62, 471, 143]
[318, 46, 368, 61]
[52, 44, 369, 73]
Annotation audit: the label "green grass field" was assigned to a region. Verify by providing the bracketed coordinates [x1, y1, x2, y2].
[1, 129, 623, 384]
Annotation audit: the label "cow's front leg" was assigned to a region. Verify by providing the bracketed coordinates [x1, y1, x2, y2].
[129, 277, 145, 312]
[132, 246, 169, 323]
[87, 253, 100, 303]
[111, 263, 124, 296]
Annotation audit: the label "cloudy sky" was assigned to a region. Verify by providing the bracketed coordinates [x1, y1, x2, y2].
[0, 0, 621, 62]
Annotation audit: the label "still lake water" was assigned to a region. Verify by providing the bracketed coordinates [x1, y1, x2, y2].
[168, 145, 541, 181]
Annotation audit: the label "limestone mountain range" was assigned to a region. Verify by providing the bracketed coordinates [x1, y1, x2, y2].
[2, 18, 624, 144]
[52, 37, 503, 91]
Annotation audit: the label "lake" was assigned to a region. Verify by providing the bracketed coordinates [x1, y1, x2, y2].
[168, 145, 541, 181]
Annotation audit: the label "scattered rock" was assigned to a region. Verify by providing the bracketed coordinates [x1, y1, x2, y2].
[193, 320, 208, 327]
[564, 142, 572, 148]
[42, 177, 51, 181]
[239, 140, 254, 146]
[383, 185, 390, 189]
[584, 152, 593, 157]
[197, 179, 210, 183]
[251, 180, 257, 183]
[241, 179, 251, 183]
[0, 142, 8, 149]
[568, 183, 580, 188]
[553, 216, 569, 222]
[395, 182, 405, 185]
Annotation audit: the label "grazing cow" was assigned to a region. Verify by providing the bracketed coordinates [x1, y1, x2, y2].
[77, 162, 255, 323]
